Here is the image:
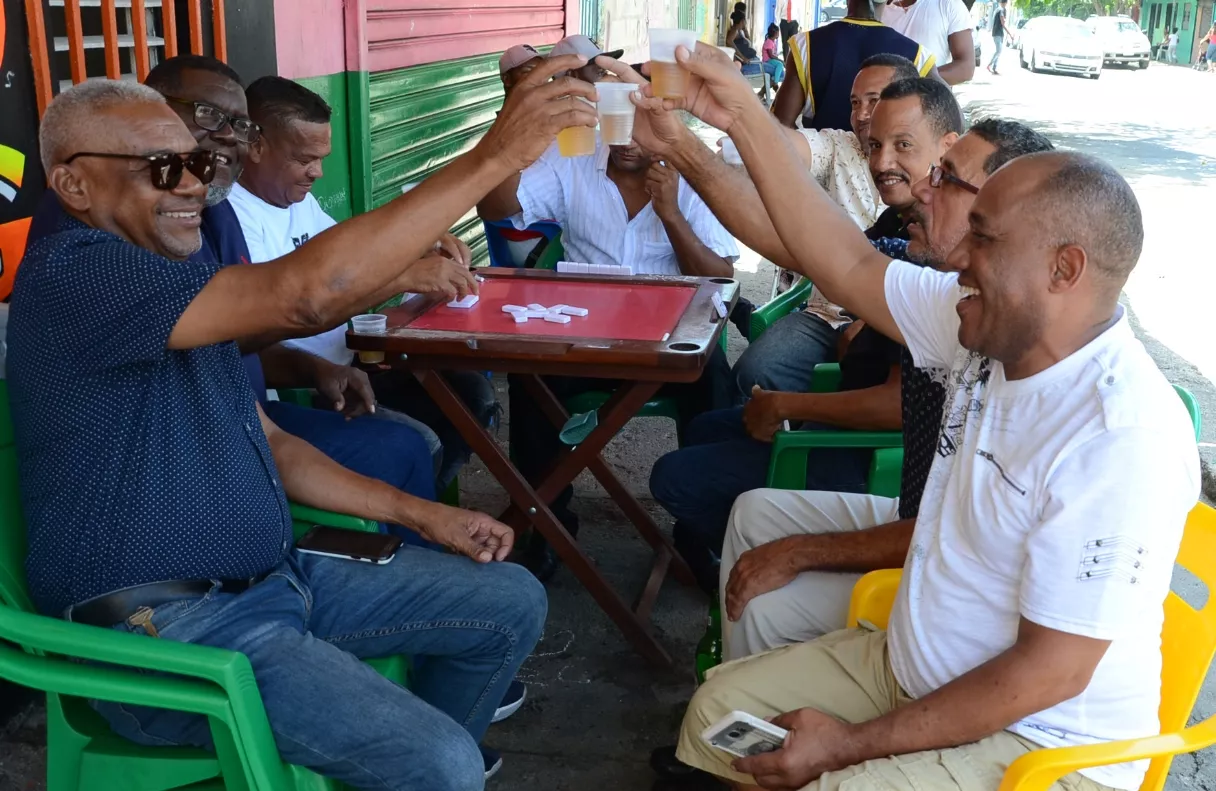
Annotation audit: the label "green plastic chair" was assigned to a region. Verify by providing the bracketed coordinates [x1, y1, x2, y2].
[765, 363, 904, 498]
[0, 379, 407, 791]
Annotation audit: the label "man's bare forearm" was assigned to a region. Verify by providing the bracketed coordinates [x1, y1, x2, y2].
[776, 378, 901, 431]
[279, 148, 513, 328]
[476, 172, 524, 221]
[265, 415, 437, 535]
[666, 131, 798, 270]
[841, 624, 1106, 767]
[781, 518, 914, 575]
[659, 211, 735, 277]
[260, 344, 324, 390]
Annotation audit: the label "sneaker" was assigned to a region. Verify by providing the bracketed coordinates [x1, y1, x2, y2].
[482, 746, 504, 781]
[492, 680, 527, 723]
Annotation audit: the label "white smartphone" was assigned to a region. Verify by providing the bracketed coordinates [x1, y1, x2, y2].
[701, 710, 789, 758]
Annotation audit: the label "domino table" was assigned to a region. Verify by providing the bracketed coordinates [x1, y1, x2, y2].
[347, 268, 739, 667]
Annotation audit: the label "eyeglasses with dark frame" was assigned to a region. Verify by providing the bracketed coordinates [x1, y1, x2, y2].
[63, 150, 219, 191]
[928, 164, 981, 195]
[163, 96, 263, 143]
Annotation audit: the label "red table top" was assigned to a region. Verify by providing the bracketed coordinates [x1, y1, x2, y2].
[407, 277, 697, 342]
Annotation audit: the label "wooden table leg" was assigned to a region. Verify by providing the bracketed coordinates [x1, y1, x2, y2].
[411, 370, 674, 668]
[516, 375, 698, 590]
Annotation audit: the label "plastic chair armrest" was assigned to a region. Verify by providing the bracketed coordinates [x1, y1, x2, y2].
[0, 607, 255, 689]
[766, 428, 903, 489]
[846, 568, 902, 629]
[809, 362, 842, 393]
[997, 714, 1216, 791]
[274, 388, 315, 408]
[750, 278, 815, 340]
[289, 503, 379, 537]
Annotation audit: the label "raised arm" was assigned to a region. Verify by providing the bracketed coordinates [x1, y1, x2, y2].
[169, 55, 597, 351]
[476, 172, 523, 221]
[657, 44, 901, 343]
[597, 56, 808, 271]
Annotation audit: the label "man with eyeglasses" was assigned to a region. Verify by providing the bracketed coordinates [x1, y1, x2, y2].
[634, 46, 1197, 791]
[10, 61, 597, 789]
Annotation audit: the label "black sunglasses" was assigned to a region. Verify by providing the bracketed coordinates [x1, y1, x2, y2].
[929, 164, 981, 195]
[64, 150, 219, 191]
[164, 96, 262, 143]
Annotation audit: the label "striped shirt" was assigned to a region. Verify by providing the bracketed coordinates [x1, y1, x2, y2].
[789, 20, 935, 131]
[514, 139, 739, 276]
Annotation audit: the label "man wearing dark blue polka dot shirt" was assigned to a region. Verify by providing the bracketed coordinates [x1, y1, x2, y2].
[10, 59, 597, 790]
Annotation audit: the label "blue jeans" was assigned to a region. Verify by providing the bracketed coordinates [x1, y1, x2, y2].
[85, 550, 547, 791]
[649, 407, 870, 579]
[731, 311, 842, 402]
[262, 400, 438, 548]
[763, 58, 785, 83]
[989, 36, 1005, 69]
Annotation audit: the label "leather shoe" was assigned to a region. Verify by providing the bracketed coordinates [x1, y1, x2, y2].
[650, 745, 716, 784]
[516, 510, 579, 583]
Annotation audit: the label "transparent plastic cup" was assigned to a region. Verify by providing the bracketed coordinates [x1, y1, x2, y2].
[595, 82, 639, 145]
[350, 314, 387, 364]
[557, 97, 597, 157]
[649, 28, 699, 99]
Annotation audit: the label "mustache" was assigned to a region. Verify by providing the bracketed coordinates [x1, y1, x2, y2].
[874, 170, 910, 184]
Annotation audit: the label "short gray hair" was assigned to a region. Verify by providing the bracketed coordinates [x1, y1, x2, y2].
[39, 79, 166, 173]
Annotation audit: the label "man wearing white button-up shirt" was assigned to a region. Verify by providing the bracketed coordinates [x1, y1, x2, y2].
[478, 135, 738, 578]
[478, 136, 739, 276]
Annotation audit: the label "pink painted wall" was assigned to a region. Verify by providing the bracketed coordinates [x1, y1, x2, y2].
[274, 0, 348, 79]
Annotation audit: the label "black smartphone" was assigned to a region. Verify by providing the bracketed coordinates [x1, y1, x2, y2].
[295, 526, 402, 564]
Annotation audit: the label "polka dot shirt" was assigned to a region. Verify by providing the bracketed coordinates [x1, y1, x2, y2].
[9, 216, 293, 616]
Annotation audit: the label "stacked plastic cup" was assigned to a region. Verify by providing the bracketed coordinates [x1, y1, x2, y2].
[350, 313, 388, 364]
[649, 28, 700, 99]
[595, 82, 640, 145]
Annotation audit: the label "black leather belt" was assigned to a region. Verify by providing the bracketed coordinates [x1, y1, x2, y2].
[67, 575, 268, 630]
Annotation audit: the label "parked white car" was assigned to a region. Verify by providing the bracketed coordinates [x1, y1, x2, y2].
[1019, 16, 1104, 78]
[1087, 15, 1152, 68]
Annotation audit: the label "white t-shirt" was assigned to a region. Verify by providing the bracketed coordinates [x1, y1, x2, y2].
[881, 0, 972, 67]
[227, 182, 350, 365]
[882, 262, 1199, 791]
[515, 138, 738, 275]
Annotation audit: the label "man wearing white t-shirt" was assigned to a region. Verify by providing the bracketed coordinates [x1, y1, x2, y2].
[649, 47, 1199, 791]
[230, 76, 498, 492]
[881, 0, 976, 84]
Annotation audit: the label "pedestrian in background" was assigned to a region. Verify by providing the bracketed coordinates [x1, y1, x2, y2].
[1167, 27, 1179, 62]
[987, 0, 1011, 74]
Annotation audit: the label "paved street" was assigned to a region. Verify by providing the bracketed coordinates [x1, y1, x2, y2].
[2, 50, 1216, 791]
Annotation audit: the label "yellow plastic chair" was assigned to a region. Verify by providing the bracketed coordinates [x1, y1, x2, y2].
[847, 501, 1216, 791]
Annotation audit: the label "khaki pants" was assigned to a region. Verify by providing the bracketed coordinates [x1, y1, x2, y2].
[721, 489, 900, 660]
[677, 629, 1112, 791]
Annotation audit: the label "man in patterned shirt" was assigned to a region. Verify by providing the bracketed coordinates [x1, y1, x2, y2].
[11, 64, 595, 789]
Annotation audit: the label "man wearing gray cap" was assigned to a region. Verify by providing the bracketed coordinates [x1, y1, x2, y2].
[499, 44, 543, 97]
[548, 34, 625, 84]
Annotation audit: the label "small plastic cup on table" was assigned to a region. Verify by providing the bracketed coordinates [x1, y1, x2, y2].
[557, 98, 597, 157]
[595, 82, 640, 145]
[351, 313, 388, 364]
[649, 28, 699, 99]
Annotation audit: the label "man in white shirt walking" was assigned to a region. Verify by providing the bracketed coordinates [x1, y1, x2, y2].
[641, 44, 1199, 791]
[230, 76, 498, 494]
[881, 0, 976, 84]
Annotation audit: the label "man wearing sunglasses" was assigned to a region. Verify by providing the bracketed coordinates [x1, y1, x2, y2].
[24, 56, 457, 552]
[11, 59, 597, 790]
